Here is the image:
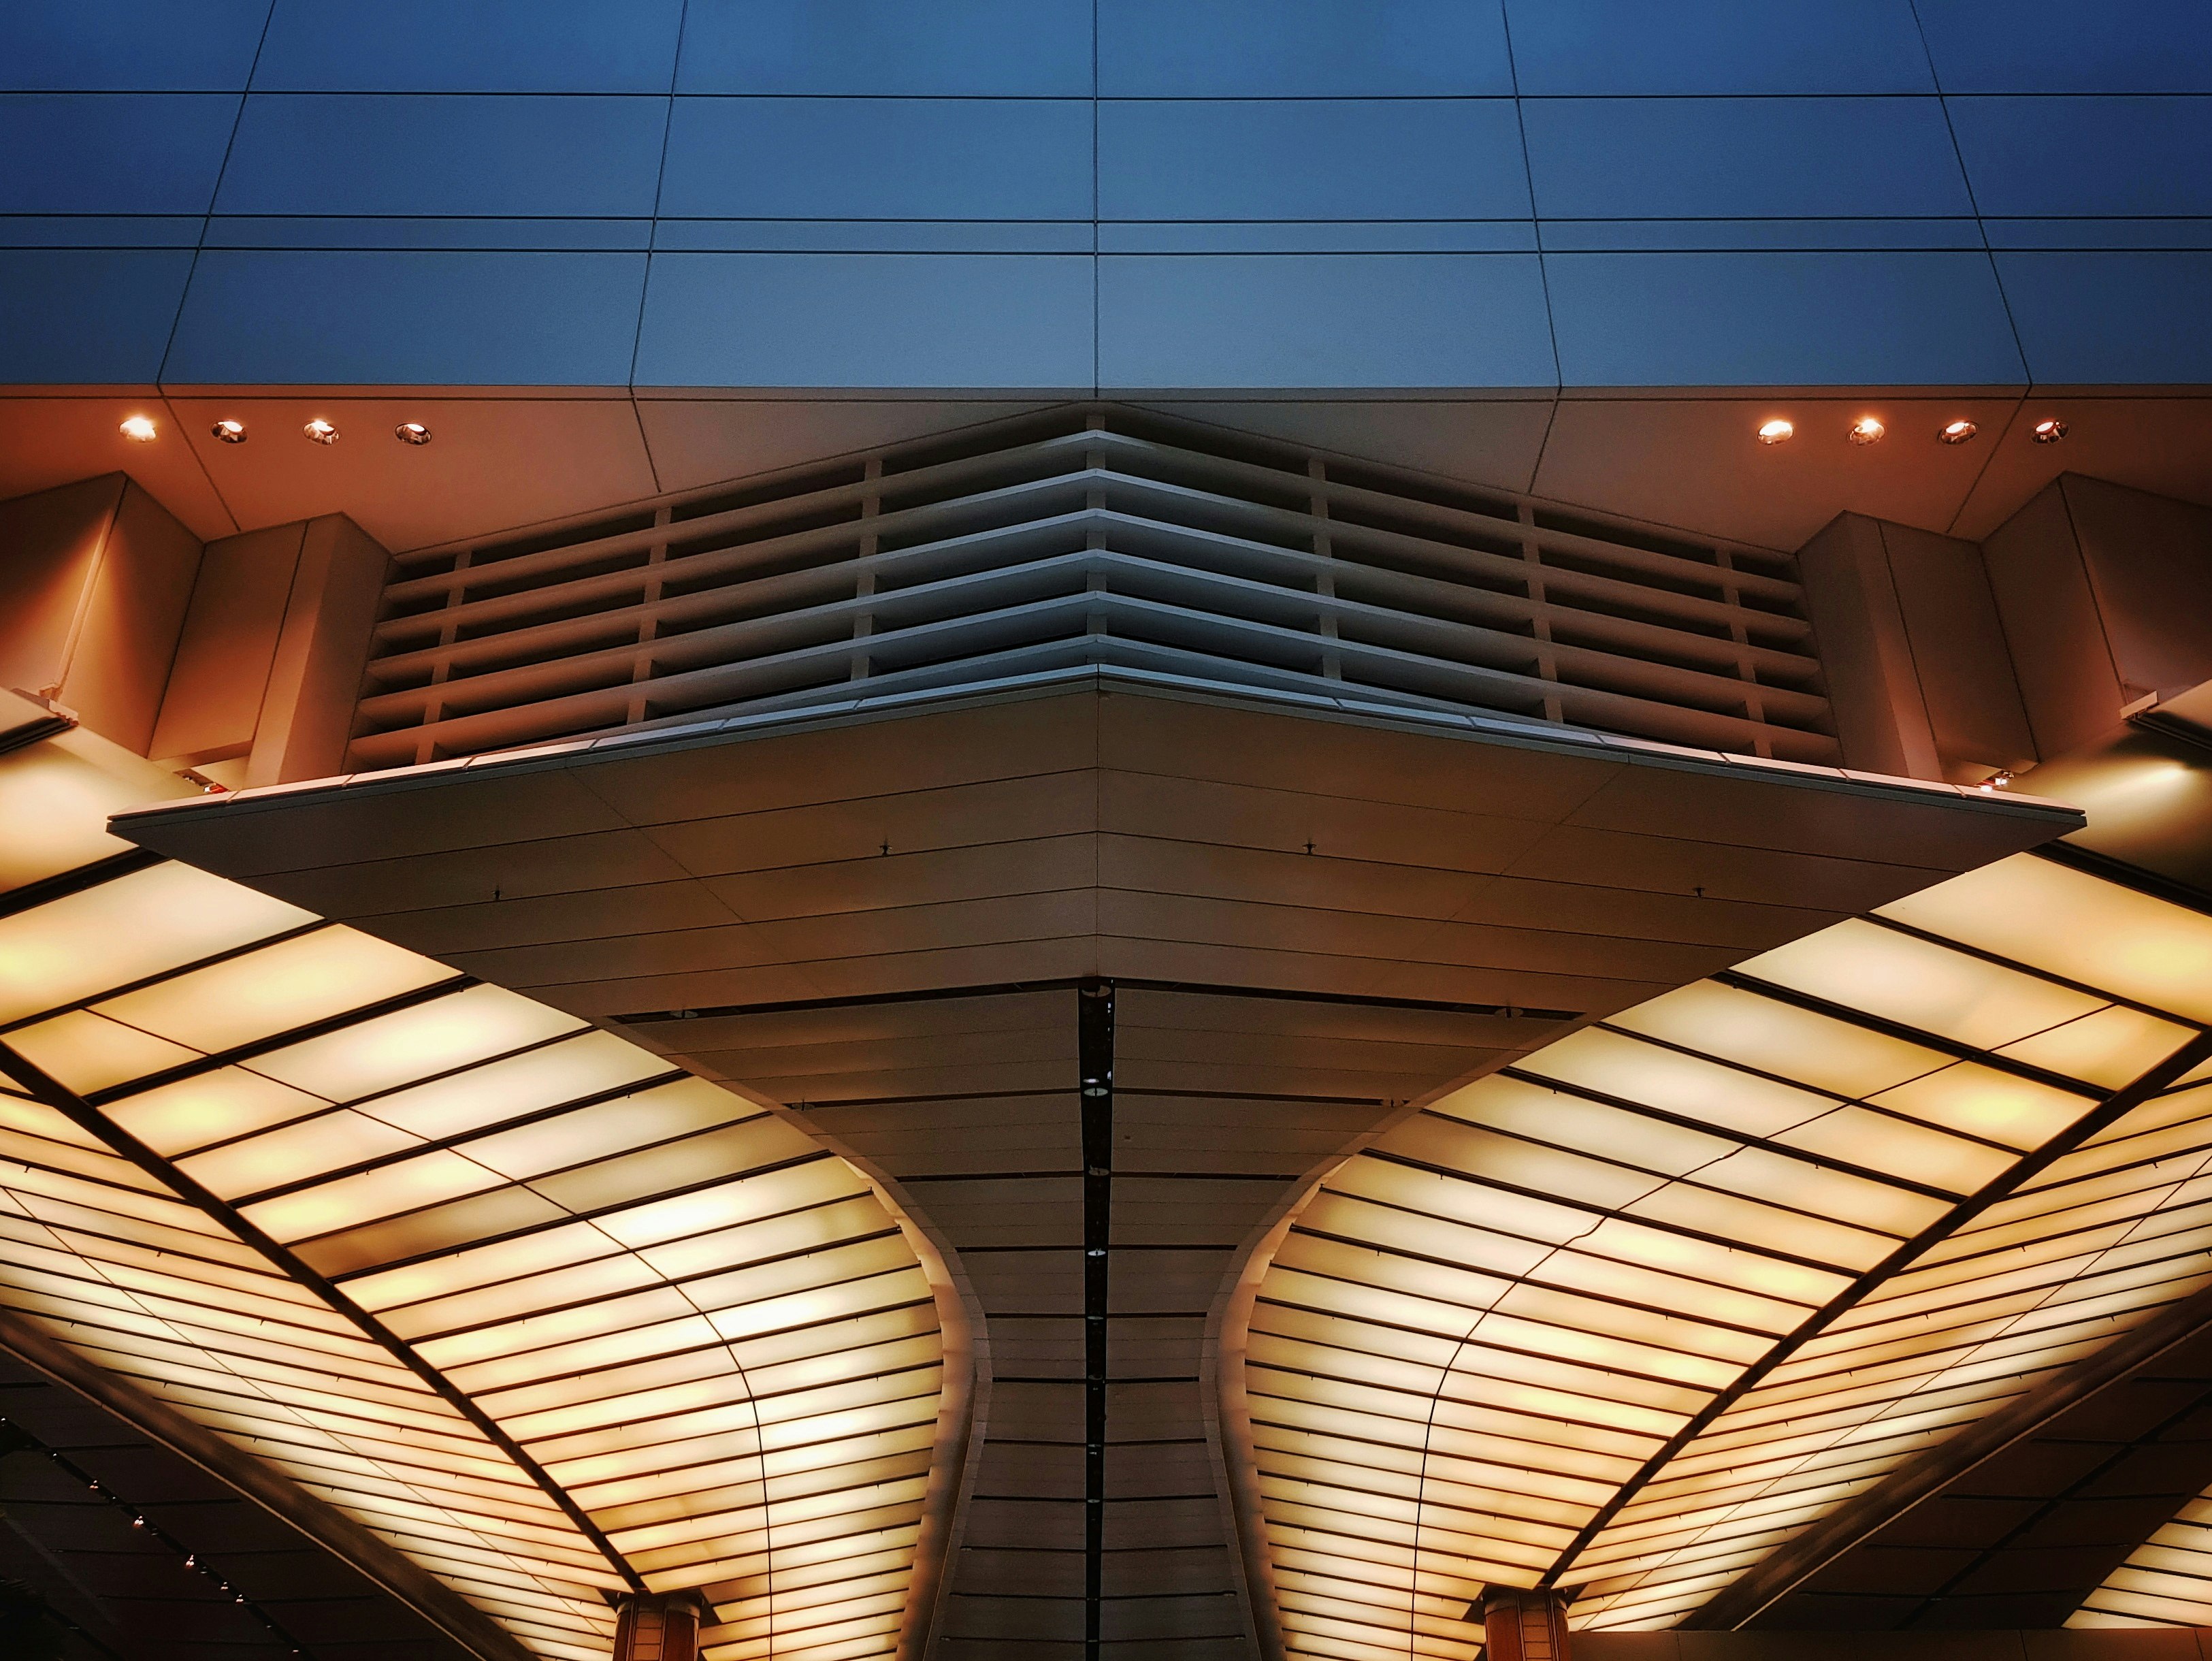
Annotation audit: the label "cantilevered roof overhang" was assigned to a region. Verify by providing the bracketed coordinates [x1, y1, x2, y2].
[0, 694, 961, 1661]
[112, 668, 2079, 1656]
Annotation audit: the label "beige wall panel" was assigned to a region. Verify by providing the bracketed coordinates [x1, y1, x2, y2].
[571, 692, 1098, 823]
[1098, 765, 1554, 873]
[363, 880, 732, 962]
[1952, 396, 2212, 543]
[255, 830, 700, 924]
[1793, 513, 1938, 778]
[1569, 756, 2036, 870]
[1141, 396, 1556, 497]
[1877, 520, 2037, 778]
[1096, 929, 1654, 1011]
[697, 834, 1096, 922]
[149, 522, 304, 764]
[0, 474, 125, 707]
[0, 400, 237, 541]
[1534, 396, 2019, 552]
[1507, 822, 1942, 914]
[172, 394, 657, 554]
[636, 397, 1052, 495]
[642, 771, 1098, 875]
[54, 479, 204, 755]
[555, 935, 1091, 1017]
[1983, 481, 2128, 760]
[2060, 474, 2212, 703]
[1097, 690, 1616, 820]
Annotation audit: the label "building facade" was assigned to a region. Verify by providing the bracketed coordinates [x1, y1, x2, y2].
[5, 6, 2212, 1661]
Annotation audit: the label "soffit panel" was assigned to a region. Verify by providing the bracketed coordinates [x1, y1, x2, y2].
[10, 391, 2209, 561]
[119, 681, 2074, 1029]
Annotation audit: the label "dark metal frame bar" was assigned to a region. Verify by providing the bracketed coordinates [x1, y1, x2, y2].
[1535, 1025, 2212, 1589]
[1077, 980, 1114, 1661]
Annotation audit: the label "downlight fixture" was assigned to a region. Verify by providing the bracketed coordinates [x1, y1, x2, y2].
[1755, 418, 1794, 445]
[211, 419, 247, 444]
[304, 418, 340, 445]
[395, 421, 432, 446]
[2031, 417, 2069, 444]
[118, 415, 157, 442]
[1938, 419, 1979, 445]
[1847, 415, 1885, 445]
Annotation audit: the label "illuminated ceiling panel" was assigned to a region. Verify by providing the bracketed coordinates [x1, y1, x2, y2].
[2077, 1490, 2212, 1628]
[0, 722, 945, 1661]
[1243, 849, 2212, 1658]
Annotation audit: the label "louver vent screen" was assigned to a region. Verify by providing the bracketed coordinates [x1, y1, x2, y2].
[351, 408, 1833, 771]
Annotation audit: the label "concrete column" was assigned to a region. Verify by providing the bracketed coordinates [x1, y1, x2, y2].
[610, 1592, 702, 1661]
[1795, 511, 2036, 784]
[0, 474, 203, 757]
[1482, 1587, 1572, 1661]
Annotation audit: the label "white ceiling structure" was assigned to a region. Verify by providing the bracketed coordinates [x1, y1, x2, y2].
[0, 699, 958, 1661]
[1237, 850, 2212, 1658]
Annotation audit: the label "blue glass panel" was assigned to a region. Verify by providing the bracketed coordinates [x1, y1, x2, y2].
[678, 0, 1092, 95]
[1918, 1, 2212, 93]
[1545, 251, 2026, 385]
[1506, 0, 1933, 94]
[0, 95, 238, 214]
[635, 254, 1094, 387]
[1099, 0, 1511, 96]
[0, 251, 195, 382]
[1525, 98, 1972, 220]
[1099, 254, 1555, 387]
[1949, 97, 2212, 217]
[662, 99, 1092, 221]
[165, 251, 649, 383]
[0, 3, 270, 92]
[1997, 252, 2212, 382]
[1101, 101, 1530, 222]
[255, 0, 683, 92]
[215, 95, 668, 219]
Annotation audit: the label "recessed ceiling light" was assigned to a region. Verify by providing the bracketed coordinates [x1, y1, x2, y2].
[1755, 418, 1794, 445]
[304, 418, 340, 445]
[119, 415, 157, 442]
[1938, 419, 1979, 445]
[211, 419, 247, 445]
[2030, 417, 2068, 445]
[1847, 415, 1885, 445]
[394, 421, 432, 446]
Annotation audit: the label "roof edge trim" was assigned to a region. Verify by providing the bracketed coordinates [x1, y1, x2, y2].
[111, 664, 2084, 838]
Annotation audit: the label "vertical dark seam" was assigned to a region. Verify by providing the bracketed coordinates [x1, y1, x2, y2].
[1079, 980, 1115, 1660]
